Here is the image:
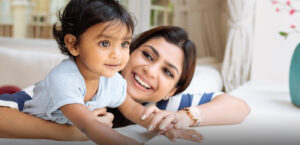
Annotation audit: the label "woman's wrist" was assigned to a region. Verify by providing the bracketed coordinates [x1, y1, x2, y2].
[177, 110, 195, 127]
[181, 107, 202, 127]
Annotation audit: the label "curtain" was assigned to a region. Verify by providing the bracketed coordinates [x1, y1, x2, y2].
[171, 0, 227, 62]
[221, 0, 256, 92]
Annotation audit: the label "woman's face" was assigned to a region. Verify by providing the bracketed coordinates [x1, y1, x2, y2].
[121, 37, 184, 102]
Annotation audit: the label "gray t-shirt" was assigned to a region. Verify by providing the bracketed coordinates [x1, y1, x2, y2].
[22, 58, 126, 125]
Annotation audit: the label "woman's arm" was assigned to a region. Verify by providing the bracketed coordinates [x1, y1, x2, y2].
[117, 96, 151, 128]
[144, 93, 251, 129]
[60, 104, 142, 145]
[174, 93, 251, 127]
[0, 107, 87, 140]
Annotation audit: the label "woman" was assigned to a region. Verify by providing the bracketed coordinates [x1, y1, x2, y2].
[0, 26, 250, 142]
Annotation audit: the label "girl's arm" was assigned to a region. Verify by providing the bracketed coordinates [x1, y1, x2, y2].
[60, 104, 142, 145]
[0, 107, 87, 140]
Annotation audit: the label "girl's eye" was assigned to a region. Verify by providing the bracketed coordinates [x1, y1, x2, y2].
[99, 41, 110, 47]
[163, 68, 174, 78]
[121, 41, 130, 48]
[142, 51, 153, 61]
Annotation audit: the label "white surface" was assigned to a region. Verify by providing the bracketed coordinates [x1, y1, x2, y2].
[252, 0, 300, 84]
[146, 81, 300, 145]
[183, 57, 223, 94]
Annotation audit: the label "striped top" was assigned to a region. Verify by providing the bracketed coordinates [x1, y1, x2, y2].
[148, 92, 223, 111]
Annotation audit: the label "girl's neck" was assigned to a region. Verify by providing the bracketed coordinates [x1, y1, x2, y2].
[84, 79, 99, 102]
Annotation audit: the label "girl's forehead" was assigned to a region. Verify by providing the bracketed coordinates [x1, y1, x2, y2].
[101, 20, 133, 35]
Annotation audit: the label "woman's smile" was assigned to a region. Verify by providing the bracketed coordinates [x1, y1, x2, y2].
[131, 72, 153, 92]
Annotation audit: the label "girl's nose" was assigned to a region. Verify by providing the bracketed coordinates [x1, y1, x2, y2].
[110, 47, 122, 59]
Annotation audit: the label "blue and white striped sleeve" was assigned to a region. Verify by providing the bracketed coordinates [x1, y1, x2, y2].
[153, 92, 223, 112]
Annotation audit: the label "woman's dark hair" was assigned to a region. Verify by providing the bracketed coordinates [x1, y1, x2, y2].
[53, 0, 134, 57]
[130, 26, 197, 95]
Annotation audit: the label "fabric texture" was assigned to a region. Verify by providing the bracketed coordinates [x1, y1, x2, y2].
[0, 91, 31, 110]
[0, 85, 21, 95]
[221, 0, 256, 91]
[22, 58, 127, 125]
[171, 0, 227, 61]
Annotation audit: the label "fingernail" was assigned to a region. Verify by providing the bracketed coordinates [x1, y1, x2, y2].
[148, 124, 153, 131]
[160, 124, 166, 130]
[141, 114, 146, 120]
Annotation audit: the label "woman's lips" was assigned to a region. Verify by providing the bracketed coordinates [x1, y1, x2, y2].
[131, 73, 152, 92]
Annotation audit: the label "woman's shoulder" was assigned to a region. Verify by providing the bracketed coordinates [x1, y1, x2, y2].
[155, 92, 223, 111]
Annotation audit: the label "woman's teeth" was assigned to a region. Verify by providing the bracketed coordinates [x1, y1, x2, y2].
[134, 75, 151, 89]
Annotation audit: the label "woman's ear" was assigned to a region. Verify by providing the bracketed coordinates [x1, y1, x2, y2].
[64, 34, 79, 56]
[167, 88, 177, 98]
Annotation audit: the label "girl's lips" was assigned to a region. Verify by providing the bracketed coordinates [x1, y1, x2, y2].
[131, 73, 153, 92]
[104, 64, 120, 70]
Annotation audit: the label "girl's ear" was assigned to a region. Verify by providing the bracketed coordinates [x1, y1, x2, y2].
[64, 34, 79, 56]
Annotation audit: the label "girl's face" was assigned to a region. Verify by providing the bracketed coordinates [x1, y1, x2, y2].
[75, 22, 132, 79]
[121, 37, 184, 102]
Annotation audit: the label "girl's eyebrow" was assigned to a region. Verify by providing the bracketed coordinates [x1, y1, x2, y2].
[144, 44, 179, 74]
[97, 34, 132, 40]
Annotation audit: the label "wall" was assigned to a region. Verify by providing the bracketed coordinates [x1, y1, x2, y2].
[251, 0, 300, 85]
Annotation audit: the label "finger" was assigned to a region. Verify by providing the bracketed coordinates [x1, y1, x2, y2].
[148, 111, 169, 131]
[93, 108, 107, 116]
[96, 116, 113, 128]
[159, 114, 178, 130]
[104, 112, 114, 122]
[142, 105, 161, 120]
[174, 120, 189, 129]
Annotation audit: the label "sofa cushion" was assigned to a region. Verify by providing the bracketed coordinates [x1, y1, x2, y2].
[0, 46, 66, 88]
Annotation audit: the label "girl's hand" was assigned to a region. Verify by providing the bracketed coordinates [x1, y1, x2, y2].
[92, 107, 114, 128]
[163, 128, 203, 143]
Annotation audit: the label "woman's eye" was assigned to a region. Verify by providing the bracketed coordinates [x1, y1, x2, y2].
[142, 51, 153, 61]
[121, 41, 130, 48]
[163, 68, 174, 78]
[99, 41, 110, 47]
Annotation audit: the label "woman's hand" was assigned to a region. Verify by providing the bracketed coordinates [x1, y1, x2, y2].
[161, 110, 194, 129]
[92, 107, 114, 128]
[143, 105, 195, 132]
[142, 105, 174, 132]
[163, 128, 203, 143]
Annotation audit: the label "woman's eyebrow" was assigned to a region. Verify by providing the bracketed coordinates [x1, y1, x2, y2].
[166, 62, 179, 74]
[144, 44, 159, 57]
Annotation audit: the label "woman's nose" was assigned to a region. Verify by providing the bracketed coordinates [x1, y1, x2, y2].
[143, 64, 158, 79]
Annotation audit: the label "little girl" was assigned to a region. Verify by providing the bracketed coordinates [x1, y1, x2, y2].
[0, 0, 143, 144]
